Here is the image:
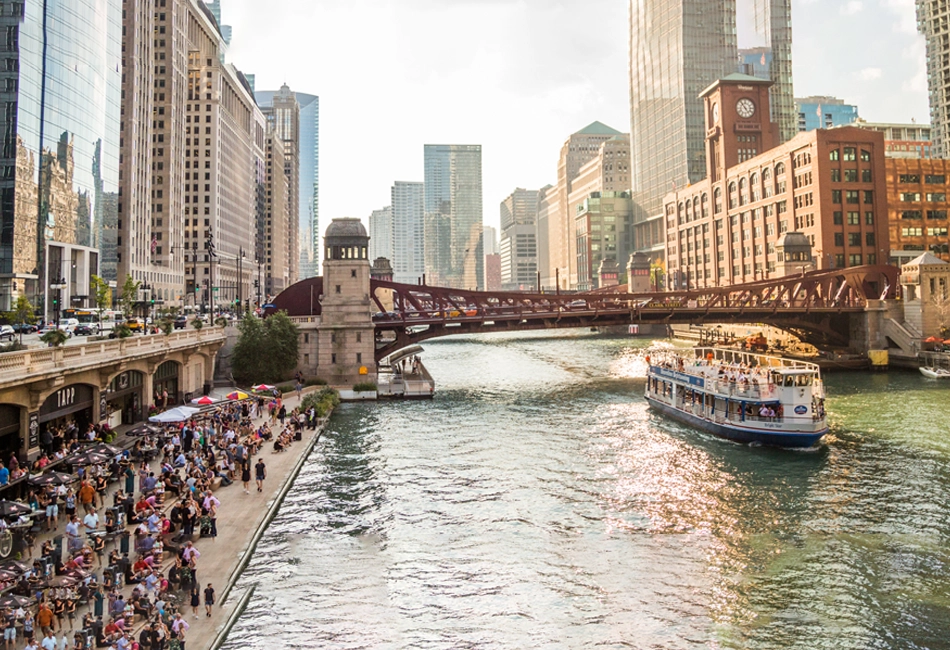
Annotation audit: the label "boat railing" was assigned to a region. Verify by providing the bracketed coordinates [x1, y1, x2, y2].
[679, 404, 824, 425]
[691, 347, 822, 374]
[704, 379, 777, 400]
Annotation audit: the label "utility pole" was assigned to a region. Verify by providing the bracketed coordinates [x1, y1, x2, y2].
[238, 247, 244, 317]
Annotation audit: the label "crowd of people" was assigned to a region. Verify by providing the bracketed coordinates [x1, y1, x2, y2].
[0, 388, 320, 650]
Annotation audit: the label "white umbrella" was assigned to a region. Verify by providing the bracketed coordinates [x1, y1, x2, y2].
[148, 406, 200, 423]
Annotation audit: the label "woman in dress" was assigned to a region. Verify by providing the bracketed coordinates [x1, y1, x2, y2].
[241, 460, 251, 495]
[190, 585, 200, 619]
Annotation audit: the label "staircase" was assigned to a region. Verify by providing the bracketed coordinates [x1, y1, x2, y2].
[882, 318, 919, 357]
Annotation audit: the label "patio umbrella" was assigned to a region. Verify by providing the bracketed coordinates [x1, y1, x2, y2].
[0, 501, 31, 518]
[0, 568, 19, 582]
[27, 472, 74, 487]
[127, 423, 164, 437]
[252, 384, 275, 392]
[0, 594, 32, 609]
[190, 395, 218, 405]
[149, 406, 200, 423]
[0, 559, 30, 573]
[67, 450, 112, 466]
[924, 336, 940, 343]
[85, 442, 123, 457]
[226, 391, 249, 401]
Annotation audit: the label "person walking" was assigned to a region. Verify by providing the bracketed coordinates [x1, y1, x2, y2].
[190, 586, 200, 619]
[203, 583, 215, 617]
[241, 460, 251, 494]
[254, 458, 266, 493]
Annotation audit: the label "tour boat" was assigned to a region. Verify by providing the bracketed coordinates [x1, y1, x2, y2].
[644, 347, 828, 448]
[919, 365, 950, 379]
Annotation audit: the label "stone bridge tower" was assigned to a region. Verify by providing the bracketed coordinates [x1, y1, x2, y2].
[319, 218, 377, 387]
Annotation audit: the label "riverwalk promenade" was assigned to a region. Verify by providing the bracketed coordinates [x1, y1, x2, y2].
[23, 388, 327, 650]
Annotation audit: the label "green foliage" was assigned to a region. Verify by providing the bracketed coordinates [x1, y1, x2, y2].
[120, 274, 140, 317]
[231, 311, 300, 385]
[40, 329, 68, 347]
[191, 318, 204, 330]
[160, 319, 174, 335]
[214, 316, 228, 328]
[275, 382, 295, 394]
[300, 386, 340, 418]
[13, 295, 34, 346]
[305, 377, 328, 387]
[352, 381, 377, 392]
[113, 324, 133, 339]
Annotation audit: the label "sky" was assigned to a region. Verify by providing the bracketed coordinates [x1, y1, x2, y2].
[224, 0, 928, 237]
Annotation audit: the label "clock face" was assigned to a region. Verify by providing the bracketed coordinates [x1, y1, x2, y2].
[736, 98, 755, 119]
[711, 102, 719, 123]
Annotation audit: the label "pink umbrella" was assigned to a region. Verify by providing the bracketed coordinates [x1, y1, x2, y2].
[190, 395, 218, 405]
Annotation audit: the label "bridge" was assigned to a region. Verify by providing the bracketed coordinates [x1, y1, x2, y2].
[369, 265, 899, 361]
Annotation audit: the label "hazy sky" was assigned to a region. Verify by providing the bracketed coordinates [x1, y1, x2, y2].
[224, 0, 927, 236]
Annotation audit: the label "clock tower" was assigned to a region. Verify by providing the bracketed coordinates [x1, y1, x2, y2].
[701, 73, 779, 183]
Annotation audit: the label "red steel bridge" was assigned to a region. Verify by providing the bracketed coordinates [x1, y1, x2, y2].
[369, 265, 898, 361]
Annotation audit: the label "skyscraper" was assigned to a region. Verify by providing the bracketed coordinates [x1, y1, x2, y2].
[423, 144, 483, 289]
[795, 96, 859, 132]
[917, 0, 950, 156]
[258, 84, 300, 287]
[629, 0, 794, 217]
[391, 182, 424, 284]
[369, 206, 393, 263]
[0, 0, 122, 313]
[499, 188, 539, 291]
[256, 89, 319, 278]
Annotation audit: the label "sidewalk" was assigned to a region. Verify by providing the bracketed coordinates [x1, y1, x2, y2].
[25, 389, 325, 649]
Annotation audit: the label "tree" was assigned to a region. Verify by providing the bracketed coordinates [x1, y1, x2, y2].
[90, 275, 111, 333]
[120, 274, 140, 318]
[13, 295, 34, 346]
[231, 311, 299, 384]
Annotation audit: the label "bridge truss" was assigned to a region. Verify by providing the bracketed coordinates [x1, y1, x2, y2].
[371, 265, 899, 361]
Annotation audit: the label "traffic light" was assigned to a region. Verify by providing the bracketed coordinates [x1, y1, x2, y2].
[253, 279, 259, 288]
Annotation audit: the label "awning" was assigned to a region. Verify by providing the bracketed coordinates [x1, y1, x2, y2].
[383, 345, 424, 367]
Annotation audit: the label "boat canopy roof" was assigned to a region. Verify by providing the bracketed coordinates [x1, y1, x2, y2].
[383, 345, 424, 366]
[773, 368, 819, 375]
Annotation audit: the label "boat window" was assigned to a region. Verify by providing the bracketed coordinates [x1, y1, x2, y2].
[796, 375, 813, 386]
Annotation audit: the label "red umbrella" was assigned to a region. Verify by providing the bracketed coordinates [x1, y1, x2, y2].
[190, 395, 217, 405]
[252, 384, 275, 392]
[924, 336, 940, 343]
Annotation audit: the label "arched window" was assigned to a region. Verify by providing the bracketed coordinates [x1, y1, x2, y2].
[738, 178, 748, 206]
[728, 183, 737, 210]
[750, 173, 759, 203]
[776, 162, 786, 176]
[692, 196, 700, 221]
[677, 202, 685, 225]
[701, 193, 709, 218]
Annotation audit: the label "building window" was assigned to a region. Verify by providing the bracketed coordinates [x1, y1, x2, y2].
[864, 190, 874, 204]
[901, 211, 922, 220]
[844, 169, 858, 182]
[865, 211, 874, 225]
[862, 169, 872, 183]
[926, 192, 946, 202]
[901, 192, 922, 202]
[832, 190, 842, 204]
[845, 190, 859, 204]
[331, 353, 337, 364]
[335, 285, 341, 293]
[899, 174, 920, 183]
[860, 150, 871, 162]
[835, 233, 844, 246]
[927, 210, 947, 220]
[848, 232, 861, 246]
[356, 332, 361, 343]
[833, 211, 843, 225]
[356, 353, 362, 364]
[843, 147, 856, 161]
[849, 254, 862, 266]
[925, 174, 946, 184]
[831, 169, 841, 182]
[829, 149, 839, 161]
[848, 211, 860, 225]
[866, 233, 875, 246]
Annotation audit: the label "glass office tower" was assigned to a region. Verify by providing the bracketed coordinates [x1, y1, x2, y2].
[629, 0, 737, 217]
[0, 0, 121, 310]
[423, 144, 483, 289]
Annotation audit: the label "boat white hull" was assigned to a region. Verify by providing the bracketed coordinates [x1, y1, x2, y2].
[920, 367, 950, 379]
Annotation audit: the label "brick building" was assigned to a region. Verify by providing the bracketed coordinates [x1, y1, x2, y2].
[663, 74, 890, 289]
[885, 158, 950, 264]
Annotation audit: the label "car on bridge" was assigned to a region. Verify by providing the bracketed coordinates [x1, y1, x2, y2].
[565, 299, 588, 311]
[372, 311, 399, 321]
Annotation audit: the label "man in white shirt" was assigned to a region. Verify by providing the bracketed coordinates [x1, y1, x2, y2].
[82, 511, 99, 535]
[40, 631, 57, 650]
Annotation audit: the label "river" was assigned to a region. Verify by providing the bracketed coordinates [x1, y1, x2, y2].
[222, 330, 950, 649]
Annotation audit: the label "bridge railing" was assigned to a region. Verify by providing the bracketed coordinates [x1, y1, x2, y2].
[0, 328, 227, 385]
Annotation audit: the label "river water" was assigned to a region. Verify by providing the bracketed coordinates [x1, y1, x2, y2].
[222, 331, 950, 650]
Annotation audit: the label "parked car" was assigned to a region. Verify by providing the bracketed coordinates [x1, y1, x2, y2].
[0, 325, 14, 341]
[74, 323, 95, 336]
[174, 315, 188, 330]
[10, 323, 37, 334]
